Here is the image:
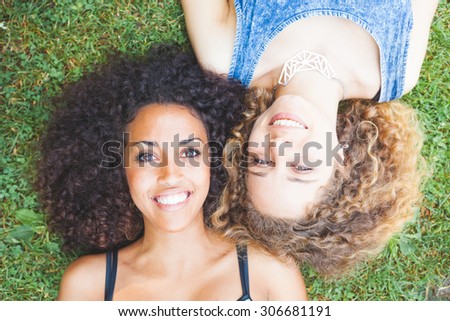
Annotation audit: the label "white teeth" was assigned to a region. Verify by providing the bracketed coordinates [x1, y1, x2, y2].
[155, 192, 189, 205]
[273, 119, 305, 128]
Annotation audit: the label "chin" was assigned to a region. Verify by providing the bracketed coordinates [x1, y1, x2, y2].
[157, 223, 191, 234]
[153, 213, 203, 234]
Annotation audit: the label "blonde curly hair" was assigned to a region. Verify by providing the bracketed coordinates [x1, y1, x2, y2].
[212, 88, 426, 276]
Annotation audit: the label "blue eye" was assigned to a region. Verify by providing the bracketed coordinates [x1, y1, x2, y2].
[137, 153, 156, 163]
[181, 148, 201, 158]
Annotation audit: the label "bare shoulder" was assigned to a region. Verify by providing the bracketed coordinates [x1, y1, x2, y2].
[247, 245, 308, 300]
[57, 253, 106, 300]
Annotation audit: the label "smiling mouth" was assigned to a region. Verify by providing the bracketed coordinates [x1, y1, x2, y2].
[271, 119, 305, 128]
[153, 192, 191, 205]
[269, 113, 308, 129]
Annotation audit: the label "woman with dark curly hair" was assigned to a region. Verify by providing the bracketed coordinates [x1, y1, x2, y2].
[181, 0, 436, 275]
[36, 45, 307, 300]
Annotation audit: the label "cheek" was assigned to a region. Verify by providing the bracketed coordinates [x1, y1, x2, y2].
[125, 167, 135, 188]
[183, 160, 211, 191]
[197, 165, 211, 190]
[246, 174, 272, 207]
[303, 131, 338, 165]
[195, 152, 211, 184]
[248, 128, 262, 146]
[248, 114, 268, 142]
[302, 145, 326, 165]
[125, 168, 150, 197]
[317, 165, 337, 189]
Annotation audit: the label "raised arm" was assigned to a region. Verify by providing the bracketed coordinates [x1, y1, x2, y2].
[403, 0, 439, 95]
[180, 0, 236, 74]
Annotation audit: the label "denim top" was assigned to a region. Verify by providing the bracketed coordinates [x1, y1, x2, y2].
[229, 0, 414, 102]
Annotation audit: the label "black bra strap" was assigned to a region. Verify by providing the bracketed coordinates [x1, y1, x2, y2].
[237, 244, 251, 300]
[104, 248, 118, 301]
[372, 88, 381, 102]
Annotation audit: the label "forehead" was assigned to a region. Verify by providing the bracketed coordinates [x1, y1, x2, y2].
[127, 103, 207, 141]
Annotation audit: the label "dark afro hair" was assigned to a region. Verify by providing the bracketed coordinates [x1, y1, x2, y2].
[36, 44, 246, 253]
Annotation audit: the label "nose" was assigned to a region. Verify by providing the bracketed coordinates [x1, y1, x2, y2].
[270, 137, 296, 163]
[157, 159, 183, 187]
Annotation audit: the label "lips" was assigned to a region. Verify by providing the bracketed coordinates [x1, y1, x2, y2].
[269, 113, 308, 129]
[153, 191, 191, 206]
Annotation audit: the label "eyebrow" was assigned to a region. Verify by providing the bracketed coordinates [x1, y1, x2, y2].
[287, 177, 319, 184]
[248, 170, 319, 184]
[247, 170, 267, 177]
[129, 141, 158, 148]
[128, 137, 204, 148]
[179, 137, 204, 145]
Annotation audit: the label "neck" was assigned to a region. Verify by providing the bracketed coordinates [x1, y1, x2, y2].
[133, 214, 227, 276]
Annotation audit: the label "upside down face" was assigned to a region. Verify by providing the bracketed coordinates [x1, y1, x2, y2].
[246, 95, 342, 219]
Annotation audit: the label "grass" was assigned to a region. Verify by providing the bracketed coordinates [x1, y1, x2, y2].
[1, 0, 448, 301]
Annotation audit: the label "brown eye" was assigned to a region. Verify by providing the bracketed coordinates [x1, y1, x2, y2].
[137, 152, 160, 164]
[180, 148, 201, 158]
[138, 153, 155, 163]
[253, 157, 272, 167]
[291, 164, 313, 173]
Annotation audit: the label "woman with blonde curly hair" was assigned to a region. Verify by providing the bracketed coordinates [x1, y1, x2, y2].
[181, 0, 437, 274]
[213, 90, 425, 275]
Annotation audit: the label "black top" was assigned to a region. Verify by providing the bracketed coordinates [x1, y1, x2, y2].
[372, 88, 381, 102]
[104, 244, 252, 301]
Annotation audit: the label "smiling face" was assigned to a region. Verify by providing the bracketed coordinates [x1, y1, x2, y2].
[246, 95, 342, 219]
[124, 104, 210, 233]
